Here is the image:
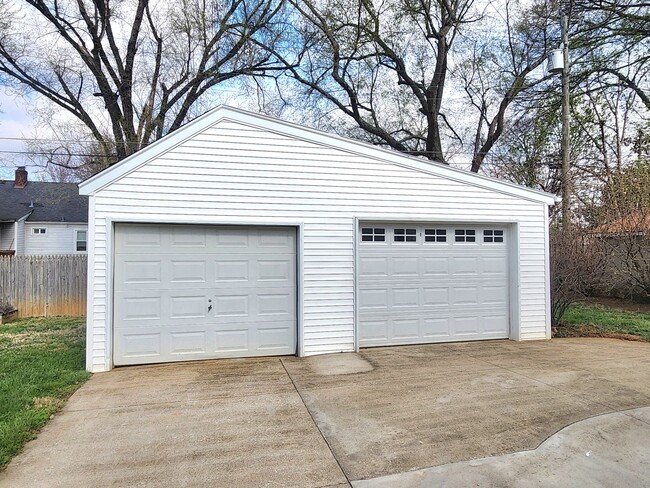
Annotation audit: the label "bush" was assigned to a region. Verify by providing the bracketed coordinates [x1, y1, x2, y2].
[550, 228, 606, 326]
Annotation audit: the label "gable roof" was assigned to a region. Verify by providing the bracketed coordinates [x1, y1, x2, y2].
[79, 105, 560, 205]
[0, 180, 89, 223]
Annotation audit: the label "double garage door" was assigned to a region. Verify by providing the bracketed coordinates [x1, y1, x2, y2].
[113, 224, 297, 366]
[358, 223, 510, 347]
[113, 222, 510, 366]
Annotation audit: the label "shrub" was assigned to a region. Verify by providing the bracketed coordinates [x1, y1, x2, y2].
[550, 228, 606, 326]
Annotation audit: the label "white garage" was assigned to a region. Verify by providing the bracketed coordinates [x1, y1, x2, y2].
[79, 105, 558, 372]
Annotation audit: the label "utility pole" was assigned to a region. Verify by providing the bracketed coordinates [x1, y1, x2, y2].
[560, 6, 571, 228]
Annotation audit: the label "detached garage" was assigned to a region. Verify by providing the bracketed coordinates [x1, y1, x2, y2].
[79, 106, 558, 372]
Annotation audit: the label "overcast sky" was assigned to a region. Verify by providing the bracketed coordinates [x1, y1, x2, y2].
[0, 90, 39, 180]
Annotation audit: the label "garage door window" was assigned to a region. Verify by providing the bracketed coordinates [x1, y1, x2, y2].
[425, 229, 446, 243]
[394, 228, 417, 242]
[362, 227, 386, 242]
[484, 230, 504, 243]
[455, 229, 476, 243]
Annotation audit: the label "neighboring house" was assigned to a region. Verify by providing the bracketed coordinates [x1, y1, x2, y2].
[79, 106, 559, 373]
[592, 212, 650, 298]
[0, 167, 89, 256]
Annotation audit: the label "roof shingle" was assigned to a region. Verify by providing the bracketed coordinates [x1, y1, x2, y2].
[0, 180, 88, 223]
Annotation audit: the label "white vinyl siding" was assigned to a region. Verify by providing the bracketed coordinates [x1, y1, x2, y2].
[15, 220, 25, 255]
[84, 119, 550, 372]
[0, 223, 15, 250]
[24, 223, 88, 255]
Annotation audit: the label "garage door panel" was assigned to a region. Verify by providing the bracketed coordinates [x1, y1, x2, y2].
[451, 257, 479, 275]
[170, 295, 208, 319]
[113, 224, 297, 366]
[118, 329, 162, 359]
[214, 294, 249, 318]
[170, 226, 208, 247]
[119, 259, 162, 285]
[170, 260, 208, 283]
[170, 330, 207, 355]
[115, 225, 162, 249]
[215, 259, 250, 282]
[391, 257, 419, 276]
[359, 223, 510, 347]
[452, 286, 479, 306]
[484, 314, 509, 333]
[359, 257, 389, 278]
[423, 317, 451, 338]
[422, 257, 449, 276]
[359, 288, 389, 311]
[423, 287, 449, 306]
[392, 318, 420, 339]
[116, 294, 162, 322]
[452, 316, 481, 335]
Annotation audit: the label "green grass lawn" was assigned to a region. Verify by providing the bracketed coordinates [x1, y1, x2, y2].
[0, 316, 90, 470]
[558, 303, 650, 341]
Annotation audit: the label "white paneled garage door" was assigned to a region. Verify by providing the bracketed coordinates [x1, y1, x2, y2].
[113, 224, 296, 365]
[358, 223, 510, 347]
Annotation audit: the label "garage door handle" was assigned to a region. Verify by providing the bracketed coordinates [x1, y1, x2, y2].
[208, 299, 212, 313]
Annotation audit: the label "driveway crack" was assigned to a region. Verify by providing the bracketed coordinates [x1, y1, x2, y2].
[280, 358, 352, 487]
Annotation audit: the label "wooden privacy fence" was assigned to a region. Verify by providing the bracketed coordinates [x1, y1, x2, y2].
[0, 255, 87, 317]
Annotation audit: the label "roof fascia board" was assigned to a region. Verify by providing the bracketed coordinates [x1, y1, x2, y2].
[79, 105, 558, 205]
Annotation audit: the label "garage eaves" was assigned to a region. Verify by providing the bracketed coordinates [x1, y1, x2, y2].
[78, 105, 560, 206]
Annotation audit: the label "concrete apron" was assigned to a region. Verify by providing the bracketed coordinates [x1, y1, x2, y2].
[353, 406, 650, 488]
[0, 358, 350, 488]
[1, 338, 649, 487]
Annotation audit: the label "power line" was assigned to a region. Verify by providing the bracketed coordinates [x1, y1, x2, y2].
[0, 149, 107, 157]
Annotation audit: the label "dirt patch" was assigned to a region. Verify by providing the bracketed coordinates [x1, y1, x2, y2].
[33, 396, 65, 411]
[552, 324, 649, 342]
[0, 327, 77, 348]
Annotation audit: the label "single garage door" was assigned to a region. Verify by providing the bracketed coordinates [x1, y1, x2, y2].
[358, 223, 509, 347]
[113, 223, 296, 365]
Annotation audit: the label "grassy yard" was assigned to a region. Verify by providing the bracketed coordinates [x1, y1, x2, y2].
[0, 316, 90, 470]
[557, 303, 650, 341]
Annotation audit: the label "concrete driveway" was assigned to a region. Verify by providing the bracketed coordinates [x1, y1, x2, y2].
[2, 338, 649, 487]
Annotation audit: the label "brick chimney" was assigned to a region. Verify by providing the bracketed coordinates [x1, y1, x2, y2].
[14, 166, 28, 188]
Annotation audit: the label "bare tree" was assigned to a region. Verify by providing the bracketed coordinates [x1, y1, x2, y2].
[260, 0, 558, 172]
[453, 0, 554, 172]
[264, 0, 479, 164]
[0, 0, 287, 165]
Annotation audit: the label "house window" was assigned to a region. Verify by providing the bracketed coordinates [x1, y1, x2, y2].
[484, 230, 504, 243]
[361, 227, 386, 242]
[425, 229, 446, 243]
[32, 228, 47, 235]
[394, 228, 417, 242]
[455, 229, 476, 243]
[75, 230, 87, 252]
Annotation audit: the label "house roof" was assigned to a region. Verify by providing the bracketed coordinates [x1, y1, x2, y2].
[79, 105, 560, 205]
[0, 180, 89, 223]
[593, 212, 650, 235]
